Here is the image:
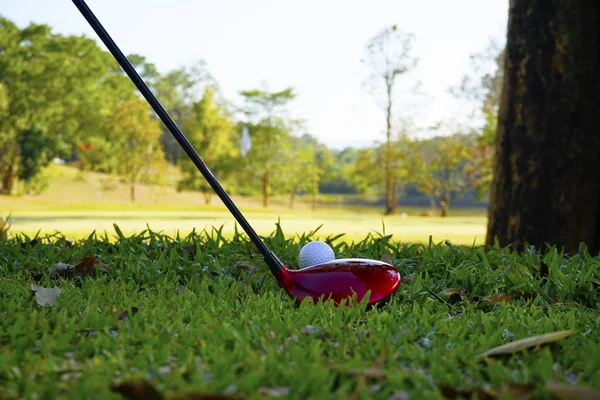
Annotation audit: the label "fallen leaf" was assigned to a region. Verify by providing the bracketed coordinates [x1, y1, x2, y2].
[504, 383, 535, 400]
[73, 254, 99, 277]
[118, 307, 139, 321]
[380, 251, 393, 265]
[476, 330, 575, 358]
[546, 381, 600, 400]
[31, 285, 62, 307]
[111, 379, 164, 400]
[442, 288, 467, 303]
[24, 267, 43, 281]
[176, 245, 196, 257]
[171, 393, 245, 400]
[48, 254, 106, 279]
[439, 384, 497, 400]
[48, 262, 74, 279]
[439, 383, 535, 400]
[481, 293, 513, 304]
[258, 387, 290, 398]
[401, 274, 415, 285]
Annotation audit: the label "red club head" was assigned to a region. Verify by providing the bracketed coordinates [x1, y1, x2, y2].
[277, 258, 401, 306]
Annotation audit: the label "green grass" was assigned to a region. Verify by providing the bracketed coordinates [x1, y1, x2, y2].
[1, 226, 599, 399]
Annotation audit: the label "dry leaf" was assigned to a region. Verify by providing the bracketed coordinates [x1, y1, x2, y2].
[439, 384, 497, 400]
[481, 293, 513, 304]
[48, 254, 106, 279]
[171, 393, 245, 400]
[380, 251, 393, 265]
[111, 379, 164, 400]
[476, 330, 575, 358]
[48, 262, 74, 279]
[402, 275, 415, 285]
[31, 285, 61, 307]
[176, 245, 196, 257]
[73, 254, 99, 277]
[442, 288, 467, 303]
[439, 383, 535, 400]
[118, 307, 139, 321]
[546, 381, 600, 400]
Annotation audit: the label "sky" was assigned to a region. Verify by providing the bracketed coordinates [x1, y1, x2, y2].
[2, 0, 509, 149]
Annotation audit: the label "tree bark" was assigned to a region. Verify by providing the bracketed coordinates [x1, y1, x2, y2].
[130, 183, 135, 202]
[486, 0, 600, 254]
[384, 82, 397, 215]
[440, 192, 450, 218]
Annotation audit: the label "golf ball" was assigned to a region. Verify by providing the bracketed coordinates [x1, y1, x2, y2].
[299, 241, 335, 268]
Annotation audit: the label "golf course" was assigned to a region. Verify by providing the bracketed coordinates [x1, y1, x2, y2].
[1, 165, 488, 245]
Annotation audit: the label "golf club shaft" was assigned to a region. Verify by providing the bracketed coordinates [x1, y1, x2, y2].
[71, 0, 284, 277]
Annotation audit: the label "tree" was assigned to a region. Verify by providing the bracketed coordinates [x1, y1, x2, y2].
[177, 88, 236, 204]
[363, 25, 417, 214]
[415, 134, 469, 217]
[106, 98, 166, 201]
[452, 42, 505, 197]
[239, 87, 296, 208]
[486, 0, 600, 254]
[0, 17, 134, 194]
[154, 62, 219, 164]
[352, 126, 419, 206]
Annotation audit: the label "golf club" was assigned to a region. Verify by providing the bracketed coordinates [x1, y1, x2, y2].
[72, 0, 401, 306]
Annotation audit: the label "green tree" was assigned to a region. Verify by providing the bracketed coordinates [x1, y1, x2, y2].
[239, 87, 296, 208]
[154, 62, 219, 163]
[415, 134, 469, 217]
[0, 17, 134, 194]
[106, 98, 166, 201]
[363, 25, 418, 214]
[352, 127, 420, 205]
[177, 88, 236, 204]
[451, 41, 504, 196]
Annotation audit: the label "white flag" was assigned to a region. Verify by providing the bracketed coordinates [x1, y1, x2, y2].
[240, 125, 252, 157]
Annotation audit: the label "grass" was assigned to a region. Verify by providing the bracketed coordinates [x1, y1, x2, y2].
[1, 226, 599, 399]
[1, 164, 488, 245]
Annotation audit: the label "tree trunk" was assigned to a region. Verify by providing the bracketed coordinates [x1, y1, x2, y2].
[440, 192, 450, 218]
[289, 190, 295, 209]
[203, 191, 211, 205]
[130, 183, 135, 202]
[486, 0, 600, 254]
[262, 172, 270, 208]
[384, 85, 397, 215]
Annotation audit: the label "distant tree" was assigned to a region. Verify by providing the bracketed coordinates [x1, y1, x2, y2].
[451, 41, 505, 197]
[177, 88, 236, 204]
[107, 98, 166, 202]
[415, 134, 469, 217]
[154, 62, 219, 164]
[0, 17, 134, 194]
[362, 25, 417, 214]
[352, 126, 419, 205]
[486, 0, 600, 253]
[239, 87, 296, 208]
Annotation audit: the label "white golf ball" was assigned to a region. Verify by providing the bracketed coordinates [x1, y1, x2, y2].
[299, 241, 335, 268]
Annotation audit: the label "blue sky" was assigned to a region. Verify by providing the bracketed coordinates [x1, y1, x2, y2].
[2, 0, 508, 149]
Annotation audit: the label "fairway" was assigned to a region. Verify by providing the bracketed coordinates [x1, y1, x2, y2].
[7, 210, 487, 245]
